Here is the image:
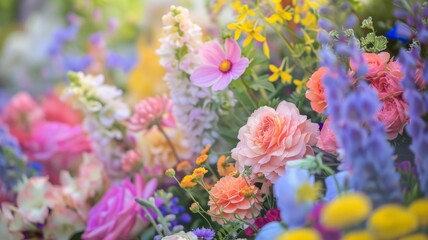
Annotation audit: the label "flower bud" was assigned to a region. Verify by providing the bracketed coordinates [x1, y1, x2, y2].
[165, 168, 176, 178]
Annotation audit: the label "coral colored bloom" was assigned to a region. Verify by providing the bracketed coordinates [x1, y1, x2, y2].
[190, 38, 249, 91]
[195, 154, 208, 165]
[231, 101, 319, 183]
[377, 97, 408, 140]
[83, 175, 157, 240]
[42, 93, 82, 126]
[305, 67, 329, 113]
[351, 52, 390, 77]
[316, 118, 339, 155]
[208, 175, 262, 224]
[369, 61, 403, 100]
[128, 94, 175, 131]
[216, 155, 235, 177]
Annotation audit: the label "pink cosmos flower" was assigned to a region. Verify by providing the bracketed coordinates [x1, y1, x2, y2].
[26, 122, 91, 184]
[190, 38, 249, 91]
[82, 174, 157, 240]
[231, 101, 320, 183]
[128, 94, 175, 132]
[317, 118, 339, 155]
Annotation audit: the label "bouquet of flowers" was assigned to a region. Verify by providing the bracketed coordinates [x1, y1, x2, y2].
[1, 0, 428, 239]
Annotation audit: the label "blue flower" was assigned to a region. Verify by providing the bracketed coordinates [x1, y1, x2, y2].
[192, 227, 215, 240]
[274, 168, 315, 229]
[255, 222, 284, 240]
[386, 23, 411, 43]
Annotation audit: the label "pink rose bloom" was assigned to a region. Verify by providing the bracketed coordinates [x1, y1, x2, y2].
[369, 61, 403, 100]
[82, 174, 157, 240]
[305, 67, 328, 113]
[351, 52, 390, 77]
[316, 118, 339, 155]
[128, 94, 175, 132]
[231, 101, 320, 183]
[121, 150, 142, 173]
[2, 92, 44, 144]
[26, 122, 91, 184]
[414, 61, 427, 89]
[42, 94, 83, 126]
[190, 38, 249, 91]
[377, 97, 408, 140]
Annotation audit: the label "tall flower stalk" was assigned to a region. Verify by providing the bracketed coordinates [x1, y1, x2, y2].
[317, 0, 402, 207]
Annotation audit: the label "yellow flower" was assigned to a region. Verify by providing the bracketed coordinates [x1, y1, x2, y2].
[409, 198, 428, 227]
[399, 233, 428, 240]
[296, 181, 322, 203]
[240, 186, 254, 198]
[341, 230, 374, 240]
[276, 228, 321, 240]
[368, 204, 418, 239]
[213, 0, 226, 14]
[321, 193, 372, 229]
[192, 167, 208, 180]
[236, 4, 255, 22]
[293, 79, 307, 93]
[269, 64, 292, 83]
[217, 155, 236, 177]
[195, 154, 208, 165]
[180, 175, 196, 189]
[176, 160, 192, 173]
[228, 21, 266, 47]
[266, 0, 293, 24]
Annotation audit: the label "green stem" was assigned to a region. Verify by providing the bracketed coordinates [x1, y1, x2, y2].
[156, 122, 181, 163]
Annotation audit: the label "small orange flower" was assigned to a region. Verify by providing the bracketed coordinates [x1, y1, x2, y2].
[176, 161, 193, 173]
[201, 144, 211, 155]
[180, 175, 196, 189]
[192, 167, 208, 180]
[196, 154, 208, 165]
[217, 155, 236, 177]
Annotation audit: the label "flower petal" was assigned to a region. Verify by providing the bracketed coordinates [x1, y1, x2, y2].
[190, 66, 222, 87]
[200, 41, 225, 66]
[231, 58, 250, 79]
[225, 38, 242, 62]
[212, 73, 233, 91]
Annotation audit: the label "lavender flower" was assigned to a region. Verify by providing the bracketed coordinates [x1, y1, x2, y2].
[394, 0, 428, 196]
[192, 228, 215, 240]
[317, 1, 402, 207]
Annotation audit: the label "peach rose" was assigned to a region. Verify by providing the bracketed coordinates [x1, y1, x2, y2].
[316, 118, 339, 155]
[231, 101, 320, 183]
[351, 52, 390, 78]
[369, 61, 404, 100]
[306, 67, 328, 113]
[377, 97, 408, 140]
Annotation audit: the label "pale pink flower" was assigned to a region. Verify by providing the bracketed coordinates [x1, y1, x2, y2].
[128, 94, 175, 131]
[0, 203, 24, 240]
[377, 97, 408, 140]
[16, 177, 54, 223]
[208, 176, 262, 224]
[162, 231, 198, 240]
[43, 204, 85, 240]
[121, 149, 142, 173]
[316, 118, 339, 155]
[82, 174, 157, 240]
[370, 61, 404, 100]
[26, 122, 91, 184]
[2, 92, 44, 144]
[231, 101, 320, 183]
[190, 38, 249, 91]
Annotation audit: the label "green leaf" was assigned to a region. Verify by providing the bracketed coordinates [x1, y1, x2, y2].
[361, 16, 374, 31]
[249, 80, 275, 92]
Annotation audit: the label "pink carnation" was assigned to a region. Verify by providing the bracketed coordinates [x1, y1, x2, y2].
[82, 174, 157, 240]
[377, 97, 408, 140]
[2, 92, 44, 145]
[208, 176, 262, 224]
[190, 38, 249, 91]
[316, 118, 339, 155]
[231, 101, 320, 183]
[26, 122, 91, 184]
[128, 94, 175, 131]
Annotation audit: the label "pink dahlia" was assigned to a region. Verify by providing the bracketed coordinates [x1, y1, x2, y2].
[128, 94, 175, 131]
[82, 174, 157, 240]
[231, 101, 320, 183]
[208, 175, 262, 224]
[190, 38, 249, 91]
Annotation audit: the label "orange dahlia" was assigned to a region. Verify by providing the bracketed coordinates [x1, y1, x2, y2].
[208, 176, 262, 224]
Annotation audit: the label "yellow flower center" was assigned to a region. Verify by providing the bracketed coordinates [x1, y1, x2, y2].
[219, 60, 232, 73]
[240, 186, 254, 198]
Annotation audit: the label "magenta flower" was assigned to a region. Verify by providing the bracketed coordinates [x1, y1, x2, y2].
[190, 38, 249, 91]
